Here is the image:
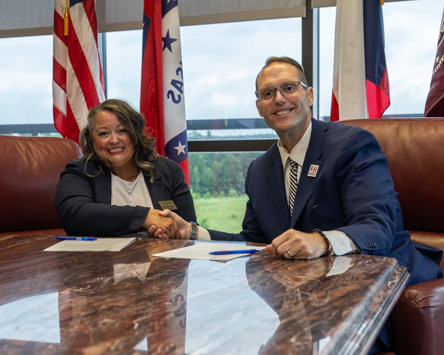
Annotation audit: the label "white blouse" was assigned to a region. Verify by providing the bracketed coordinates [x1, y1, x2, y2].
[111, 172, 153, 208]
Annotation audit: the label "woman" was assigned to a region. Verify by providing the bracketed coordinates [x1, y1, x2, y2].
[55, 99, 196, 237]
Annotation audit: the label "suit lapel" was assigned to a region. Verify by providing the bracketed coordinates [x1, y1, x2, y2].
[95, 170, 112, 204]
[290, 119, 325, 226]
[266, 145, 291, 231]
[145, 171, 165, 210]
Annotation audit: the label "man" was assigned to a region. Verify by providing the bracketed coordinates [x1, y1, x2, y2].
[153, 56, 442, 352]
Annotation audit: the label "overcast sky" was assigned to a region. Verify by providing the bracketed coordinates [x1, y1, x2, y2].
[0, 0, 442, 125]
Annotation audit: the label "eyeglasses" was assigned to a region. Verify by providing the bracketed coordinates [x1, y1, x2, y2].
[255, 81, 308, 101]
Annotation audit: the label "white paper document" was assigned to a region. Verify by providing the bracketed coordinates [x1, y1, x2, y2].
[153, 242, 266, 261]
[44, 238, 136, 252]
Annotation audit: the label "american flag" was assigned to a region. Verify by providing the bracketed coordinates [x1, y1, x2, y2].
[330, 0, 390, 121]
[53, 0, 105, 143]
[140, 0, 190, 185]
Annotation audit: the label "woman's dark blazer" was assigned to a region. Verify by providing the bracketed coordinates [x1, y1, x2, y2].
[55, 157, 196, 237]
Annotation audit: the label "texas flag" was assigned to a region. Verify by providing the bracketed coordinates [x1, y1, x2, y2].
[330, 0, 390, 121]
[140, 0, 189, 184]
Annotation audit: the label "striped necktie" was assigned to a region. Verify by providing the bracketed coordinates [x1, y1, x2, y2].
[288, 158, 298, 216]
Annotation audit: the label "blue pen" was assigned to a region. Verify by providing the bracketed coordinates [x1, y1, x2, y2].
[209, 249, 260, 255]
[55, 237, 97, 241]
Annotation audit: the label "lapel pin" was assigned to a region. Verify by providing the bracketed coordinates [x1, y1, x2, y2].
[307, 164, 319, 178]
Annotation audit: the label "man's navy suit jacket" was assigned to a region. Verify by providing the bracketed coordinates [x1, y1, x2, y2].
[210, 118, 442, 286]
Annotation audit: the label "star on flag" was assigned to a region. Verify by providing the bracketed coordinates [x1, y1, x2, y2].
[162, 30, 178, 52]
[174, 141, 186, 155]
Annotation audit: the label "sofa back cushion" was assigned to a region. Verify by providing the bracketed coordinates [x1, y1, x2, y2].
[341, 118, 444, 233]
[0, 135, 81, 233]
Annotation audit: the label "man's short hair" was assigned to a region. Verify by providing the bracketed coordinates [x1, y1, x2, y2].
[255, 57, 309, 90]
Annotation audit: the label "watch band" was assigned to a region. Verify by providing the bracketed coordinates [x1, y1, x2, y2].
[312, 228, 331, 257]
[190, 222, 197, 240]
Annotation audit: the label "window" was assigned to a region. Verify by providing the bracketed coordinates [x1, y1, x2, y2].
[180, 19, 302, 122]
[383, 0, 443, 116]
[0, 35, 55, 135]
[106, 17, 302, 141]
[319, 0, 443, 119]
[106, 30, 142, 109]
[189, 151, 262, 232]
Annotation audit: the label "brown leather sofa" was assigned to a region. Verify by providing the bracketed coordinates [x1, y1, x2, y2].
[0, 135, 81, 237]
[342, 118, 444, 355]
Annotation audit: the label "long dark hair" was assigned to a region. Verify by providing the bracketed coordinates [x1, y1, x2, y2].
[79, 99, 160, 182]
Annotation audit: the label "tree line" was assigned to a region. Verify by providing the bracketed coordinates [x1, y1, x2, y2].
[189, 152, 262, 198]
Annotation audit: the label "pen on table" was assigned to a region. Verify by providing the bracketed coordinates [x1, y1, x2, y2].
[55, 237, 97, 241]
[209, 249, 261, 255]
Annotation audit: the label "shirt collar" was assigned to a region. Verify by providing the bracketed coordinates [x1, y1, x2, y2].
[277, 121, 312, 169]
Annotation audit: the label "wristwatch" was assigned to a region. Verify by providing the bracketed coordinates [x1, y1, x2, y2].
[312, 228, 331, 256]
[190, 222, 197, 240]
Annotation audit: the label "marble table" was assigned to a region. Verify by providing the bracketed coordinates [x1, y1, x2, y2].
[0, 234, 409, 355]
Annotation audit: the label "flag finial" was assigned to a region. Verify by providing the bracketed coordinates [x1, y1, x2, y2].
[64, 0, 69, 36]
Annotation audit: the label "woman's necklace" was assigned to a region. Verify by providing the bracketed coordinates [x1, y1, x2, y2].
[120, 168, 140, 182]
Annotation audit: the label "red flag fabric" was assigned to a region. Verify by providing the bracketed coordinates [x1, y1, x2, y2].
[425, 7, 444, 117]
[53, 0, 105, 143]
[140, 0, 164, 153]
[331, 0, 390, 121]
[140, 0, 190, 185]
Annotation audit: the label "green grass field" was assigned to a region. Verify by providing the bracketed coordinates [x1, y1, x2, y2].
[193, 195, 249, 233]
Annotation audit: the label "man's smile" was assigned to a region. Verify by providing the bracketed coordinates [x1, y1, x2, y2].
[274, 108, 294, 116]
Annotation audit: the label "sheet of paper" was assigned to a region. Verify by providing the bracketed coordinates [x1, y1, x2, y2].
[44, 238, 136, 252]
[153, 242, 266, 261]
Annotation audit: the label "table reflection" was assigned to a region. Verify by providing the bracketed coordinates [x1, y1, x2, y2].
[246, 256, 355, 354]
[55, 244, 190, 354]
[184, 258, 280, 355]
[0, 292, 61, 343]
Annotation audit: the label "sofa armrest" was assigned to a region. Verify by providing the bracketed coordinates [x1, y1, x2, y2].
[391, 278, 444, 355]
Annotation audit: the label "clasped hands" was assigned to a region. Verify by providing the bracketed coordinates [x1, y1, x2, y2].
[144, 209, 329, 259]
[142, 208, 189, 240]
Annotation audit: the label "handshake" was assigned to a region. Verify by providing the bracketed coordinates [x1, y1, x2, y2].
[141, 208, 329, 260]
[142, 209, 193, 240]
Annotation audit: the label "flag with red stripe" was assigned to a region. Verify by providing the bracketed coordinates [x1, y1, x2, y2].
[330, 0, 390, 121]
[53, 0, 105, 143]
[425, 7, 444, 117]
[140, 0, 190, 185]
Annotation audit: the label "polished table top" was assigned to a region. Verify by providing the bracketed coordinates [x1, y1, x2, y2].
[0, 235, 409, 355]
